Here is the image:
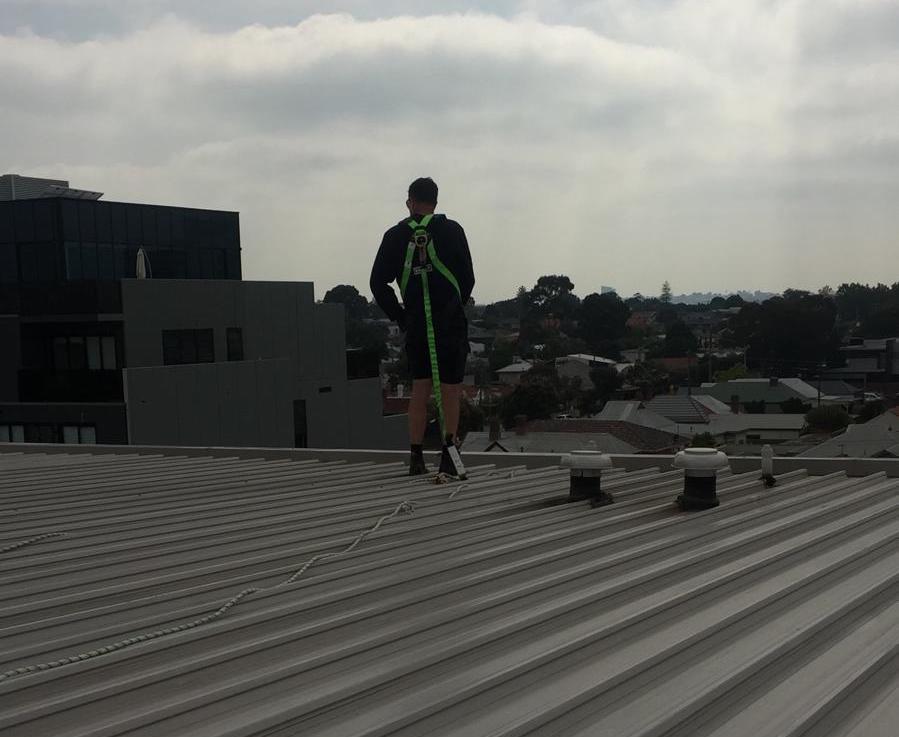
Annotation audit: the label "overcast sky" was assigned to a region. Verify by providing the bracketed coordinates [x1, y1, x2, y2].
[2, 1, 898, 302]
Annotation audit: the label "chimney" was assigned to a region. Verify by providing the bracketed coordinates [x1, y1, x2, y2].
[560, 450, 614, 506]
[673, 447, 729, 510]
[769, 376, 779, 387]
[730, 394, 740, 414]
[396, 383, 404, 399]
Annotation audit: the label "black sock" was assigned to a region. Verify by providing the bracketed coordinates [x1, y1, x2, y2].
[444, 434, 454, 448]
[410, 444, 423, 456]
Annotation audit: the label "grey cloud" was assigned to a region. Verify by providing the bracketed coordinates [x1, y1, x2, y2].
[2, 6, 898, 300]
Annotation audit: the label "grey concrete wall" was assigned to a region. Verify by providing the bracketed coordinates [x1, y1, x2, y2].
[120, 279, 320, 377]
[0, 316, 20, 401]
[124, 358, 294, 447]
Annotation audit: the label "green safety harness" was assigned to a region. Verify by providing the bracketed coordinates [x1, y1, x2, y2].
[399, 214, 467, 479]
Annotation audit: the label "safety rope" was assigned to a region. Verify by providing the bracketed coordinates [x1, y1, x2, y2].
[0, 500, 415, 682]
[0, 532, 68, 555]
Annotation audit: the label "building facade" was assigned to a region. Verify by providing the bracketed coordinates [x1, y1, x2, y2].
[0, 184, 405, 449]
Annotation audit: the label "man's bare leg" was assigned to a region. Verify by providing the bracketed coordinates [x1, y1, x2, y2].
[408, 379, 432, 444]
[441, 383, 462, 442]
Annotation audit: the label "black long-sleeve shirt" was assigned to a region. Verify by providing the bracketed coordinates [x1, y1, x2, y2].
[370, 214, 475, 331]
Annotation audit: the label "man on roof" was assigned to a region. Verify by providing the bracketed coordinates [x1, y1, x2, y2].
[370, 177, 475, 475]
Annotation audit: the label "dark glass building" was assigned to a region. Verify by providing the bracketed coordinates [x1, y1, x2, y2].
[0, 194, 241, 444]
[0, 197, 240, 314]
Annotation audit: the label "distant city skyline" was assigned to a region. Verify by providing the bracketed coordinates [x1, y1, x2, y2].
[3, 2, 898, 303]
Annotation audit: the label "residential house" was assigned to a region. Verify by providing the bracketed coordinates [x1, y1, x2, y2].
[555, 353, 617, 390]
[800, 408, 899, 458]
[496, 359, 533, 386]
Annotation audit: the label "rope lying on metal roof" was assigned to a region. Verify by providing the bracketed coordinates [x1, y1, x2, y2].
[0, 532, 67, 555]
[0, 500, 416, 682]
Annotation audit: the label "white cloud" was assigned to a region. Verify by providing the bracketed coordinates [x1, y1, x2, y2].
[2, 4, 898, 300]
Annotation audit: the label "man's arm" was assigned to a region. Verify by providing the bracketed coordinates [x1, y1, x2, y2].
[369, 231, 405, 325]
[456, 224, 475, 304]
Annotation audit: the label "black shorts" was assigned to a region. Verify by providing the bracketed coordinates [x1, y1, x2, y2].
[406, 327, 469, 384]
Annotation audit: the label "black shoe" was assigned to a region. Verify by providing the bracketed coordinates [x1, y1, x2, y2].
[409, 454, 427, 476]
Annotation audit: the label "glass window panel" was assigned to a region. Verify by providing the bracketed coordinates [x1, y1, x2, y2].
[13, 201, 35, 242]
[63, 426, 79, 444]
[12, 425, 25, 443]
[81, 243, 98, 279]
[53, 337, 69, 370]
[18, 245, 39, 283]
[86, 336, 102, 370]
[172, 249, 186, 278]
[0, 202, 13, 241]
[111, 204, 128, 242]
[141, 206, 157, 244]
[200, 249, 215, 278]
[101, 336, 117, 369]
[114, 245, 128, 278]
[171, 209, 185, 246]
[126, 205, 142, 243]
[196, 329, 214, 362]
[65, 242, 82, 280]
[63, 200, 80, 242]
[212, 249, 225, 278]
[78, 201, 96, 240]
[97, 244, 114, 279]
[0, 243, 17, 283]
[154, 249, 172, 278]
[33, 199, 54, 240]
[80, 426, 97, 444]
[0, 425, 9, 442]
[157, 208, 172, 246]
[68, 337, 87, 370]
[95, 202, 112, 241]
[36, 243, 56, 282]
[181, 332, 198, 364]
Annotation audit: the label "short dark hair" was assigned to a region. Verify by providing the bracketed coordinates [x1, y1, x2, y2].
[408, 177, 438, 205]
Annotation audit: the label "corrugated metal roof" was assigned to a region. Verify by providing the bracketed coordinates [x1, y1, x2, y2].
[2, 448, 898, 737]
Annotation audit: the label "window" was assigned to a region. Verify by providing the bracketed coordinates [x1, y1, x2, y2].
[226, 327, 244, 361]
[65, 242, 82, 280]
[0, 243, 17, 284]
[162, 329, 215, 365]
[86, 336, 102, 370]
[97, 244, 114, 279]
[81, 243, 98, 279]
[52, 336, 117, 371]
[101, 336, 117, 369]
[0, 425, 25, 443]
[63, 425, 97, 444]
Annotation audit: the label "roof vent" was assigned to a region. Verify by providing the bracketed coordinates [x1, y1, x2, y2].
[560, 450, 614, 507]
[761, 444, 776, 487]
[673, 447, 729, 511]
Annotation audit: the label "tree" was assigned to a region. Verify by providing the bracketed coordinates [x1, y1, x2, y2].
[500, 377, 559, 428]
[660, 281, 672, 304]
[323, 284, 369, 321]
[856, 401, 886, 424]
[691, 432, 718, 448]
[724, 292, 840, 372]
[806, 405, 851, 433]
[620, 361, 670, 400]
[578, 292, 630, 355]
[780, 397, 812, 414]
[659, 320, 698, 357]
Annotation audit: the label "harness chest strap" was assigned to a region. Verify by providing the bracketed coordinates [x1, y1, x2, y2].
[398, 215, 462, 300]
